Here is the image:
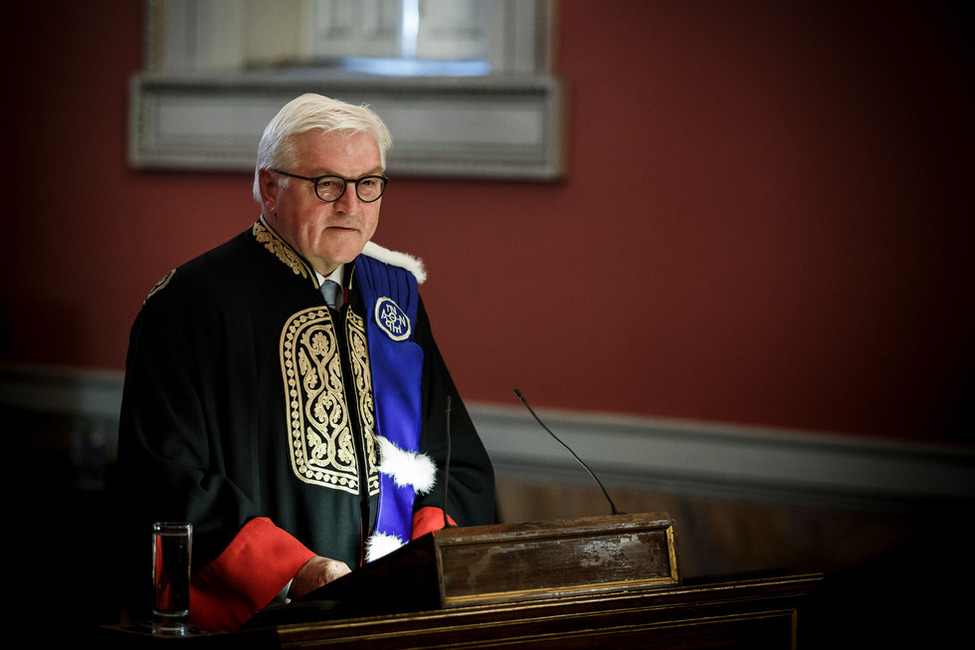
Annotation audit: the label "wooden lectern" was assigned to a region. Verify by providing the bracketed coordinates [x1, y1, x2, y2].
[299, 511, 679, 617]
[100, 512, 822, 647]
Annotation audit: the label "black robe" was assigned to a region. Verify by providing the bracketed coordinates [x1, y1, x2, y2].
[116, 219, 495, 625]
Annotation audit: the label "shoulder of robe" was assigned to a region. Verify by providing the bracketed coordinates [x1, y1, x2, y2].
[361, 242, 427, 284]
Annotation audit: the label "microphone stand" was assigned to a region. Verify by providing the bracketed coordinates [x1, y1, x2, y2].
[514, 389, 624, 516]
[442, 395, 453, 529]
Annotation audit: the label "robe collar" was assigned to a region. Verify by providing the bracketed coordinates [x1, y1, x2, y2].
[252, 215, 428, 289]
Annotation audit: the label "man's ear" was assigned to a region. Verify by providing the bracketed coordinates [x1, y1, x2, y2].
[258, 168, 279, 211]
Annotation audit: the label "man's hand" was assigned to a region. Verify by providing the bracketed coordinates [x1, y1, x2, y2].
[289, 556, 352, 600]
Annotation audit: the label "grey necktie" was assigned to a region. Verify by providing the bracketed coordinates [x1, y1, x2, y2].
[320, 280, 340, 309]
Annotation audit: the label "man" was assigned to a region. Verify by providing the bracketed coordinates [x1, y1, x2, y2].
[117, 93, 496, 630]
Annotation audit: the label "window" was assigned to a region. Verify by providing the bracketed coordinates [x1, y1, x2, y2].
[130, 0, 563, 179]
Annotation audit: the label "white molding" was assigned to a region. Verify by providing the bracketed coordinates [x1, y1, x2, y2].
[128, 72, 564, 179]
[470, 402, 975, 512]
[4, 364, 973, 512]
[0, 364, 124, 420]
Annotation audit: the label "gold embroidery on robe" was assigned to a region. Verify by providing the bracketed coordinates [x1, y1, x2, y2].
[144, 269, 176, 304]
[346, 308, 380, 494]
[254, 218, 314, 283]
[281, 307, 379, 494]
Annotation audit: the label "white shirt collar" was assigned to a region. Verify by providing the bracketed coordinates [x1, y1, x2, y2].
[316, 265, 345, 288]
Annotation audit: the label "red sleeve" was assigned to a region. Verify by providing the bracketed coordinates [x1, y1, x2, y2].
[411, 506, 457, 540]
[189, 517, 316, 631]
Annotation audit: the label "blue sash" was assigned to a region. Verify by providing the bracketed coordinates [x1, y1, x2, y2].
[354, 253, 424, 548]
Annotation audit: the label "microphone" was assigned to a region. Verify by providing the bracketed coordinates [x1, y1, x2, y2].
[514, 389, 624, 516]
[442, 394, 454, 528]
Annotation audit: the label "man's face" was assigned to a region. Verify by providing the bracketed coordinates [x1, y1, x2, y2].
[260, 129, 383, 276]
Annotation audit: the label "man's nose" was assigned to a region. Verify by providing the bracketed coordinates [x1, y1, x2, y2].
[333, 183, 360, 211]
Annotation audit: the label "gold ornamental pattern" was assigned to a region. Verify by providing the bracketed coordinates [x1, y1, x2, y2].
[281, 307, 378, 494]
[347, 309, 380, 495]
[254, 218, 313, 282]
[143, 269, 176, 304]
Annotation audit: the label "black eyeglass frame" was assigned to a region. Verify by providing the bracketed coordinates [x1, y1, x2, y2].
[271, 169, 389, 203]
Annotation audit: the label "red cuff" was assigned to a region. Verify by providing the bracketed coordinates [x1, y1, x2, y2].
[412, 506, 457, 540]
[189, 517, 315, 630]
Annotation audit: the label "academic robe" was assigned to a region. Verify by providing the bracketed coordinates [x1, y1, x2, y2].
[116, 217, 495, 630]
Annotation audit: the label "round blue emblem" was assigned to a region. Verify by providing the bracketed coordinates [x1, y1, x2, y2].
[374, 297, 412, 341]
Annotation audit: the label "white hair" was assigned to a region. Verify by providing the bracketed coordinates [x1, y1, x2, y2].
[252, 93, 393, 202]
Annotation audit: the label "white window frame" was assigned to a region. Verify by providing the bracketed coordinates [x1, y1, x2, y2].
[129, 0, 563, 179]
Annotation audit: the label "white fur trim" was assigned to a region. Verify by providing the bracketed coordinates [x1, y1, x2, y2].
[376, 435, 437, 495]
[365, 531, 407, 562]
[362, 241, 426, 284]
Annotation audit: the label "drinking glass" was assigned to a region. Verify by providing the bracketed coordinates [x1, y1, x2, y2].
[151, 522, 193, 635]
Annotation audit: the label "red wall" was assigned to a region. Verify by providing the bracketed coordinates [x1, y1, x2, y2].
[3, 1, 972, 444]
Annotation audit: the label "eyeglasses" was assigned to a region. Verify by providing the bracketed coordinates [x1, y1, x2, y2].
[271, 169, 388, 203]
